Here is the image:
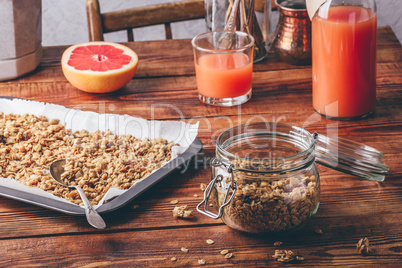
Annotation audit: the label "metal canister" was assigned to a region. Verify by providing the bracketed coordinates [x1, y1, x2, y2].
[273, 0, 311, 65]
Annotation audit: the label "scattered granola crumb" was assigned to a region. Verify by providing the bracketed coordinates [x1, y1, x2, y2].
[206, 239, 215, 245]
[200, 183, 207, 191]
[356, 237, 370, 255]
[198, 259, 206, 265]
[194, 194, 199, 197]
[274, 241, 283, 247]
[272, 250, 303, 263]
[170, 199, 179, 205]
[225, 253, 233, 259]
[173, 205, 194, 219]
[131, 204, 139, 210]
[314, 228, 323, 235]
[220, 249, 229, 255]
[171, 257, 177, 262]
[209, 203, 213, 207]
[181, 247, 189, 253]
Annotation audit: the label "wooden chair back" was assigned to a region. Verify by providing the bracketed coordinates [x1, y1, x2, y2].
[86, 0, 206, 41]
[86, 0, 278, 42]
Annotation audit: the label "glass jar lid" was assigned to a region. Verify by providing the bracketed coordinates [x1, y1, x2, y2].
[314, 133, 389, 181]
[215, 122, 389, 181]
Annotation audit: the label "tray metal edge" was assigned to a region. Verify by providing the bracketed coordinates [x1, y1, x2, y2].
[0, 185, 85, 215]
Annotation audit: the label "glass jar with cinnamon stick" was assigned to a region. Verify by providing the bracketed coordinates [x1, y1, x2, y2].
[205, 0, 275, 62]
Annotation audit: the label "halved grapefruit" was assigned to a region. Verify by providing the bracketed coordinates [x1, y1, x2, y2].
[61, 42, 138, 93]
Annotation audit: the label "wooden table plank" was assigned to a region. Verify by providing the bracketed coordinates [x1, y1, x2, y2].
[1, 216, 401, 267]
[13, 27, 400, 84]
[0, 60, 400, 121]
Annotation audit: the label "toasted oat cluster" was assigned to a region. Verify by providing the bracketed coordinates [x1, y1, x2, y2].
[356, 237, 370, 255]
[272, 250, 304, 262]
[173, 205, 194, 218]
[0, 113, 175, 205]
[213, 173, 319, 233]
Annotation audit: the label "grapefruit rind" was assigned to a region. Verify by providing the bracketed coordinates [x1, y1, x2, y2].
[61, 42, 138, 93]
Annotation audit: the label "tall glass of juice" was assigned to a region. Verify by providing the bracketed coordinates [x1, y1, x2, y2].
[192, 31, 254, 106]
[312, 0, 377, 119]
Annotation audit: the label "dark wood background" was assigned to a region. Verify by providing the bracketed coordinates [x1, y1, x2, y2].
[0, 27, 401, 267]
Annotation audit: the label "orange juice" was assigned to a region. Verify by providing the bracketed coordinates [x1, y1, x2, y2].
[195, 53, 253, 99]
[312, 5, 377, 119]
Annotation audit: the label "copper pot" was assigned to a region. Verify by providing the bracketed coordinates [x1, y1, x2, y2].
[273, 0, 311, 65]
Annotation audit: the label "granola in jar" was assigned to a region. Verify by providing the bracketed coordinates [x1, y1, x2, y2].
[197, 122, 320, 233]
[213, 170, 319, 233]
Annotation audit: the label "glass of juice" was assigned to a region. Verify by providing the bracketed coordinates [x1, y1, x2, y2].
[192, 31, 254, 106]
[312, 0, 377, 120]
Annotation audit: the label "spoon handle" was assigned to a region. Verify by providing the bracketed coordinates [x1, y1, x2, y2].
[75, 186, 106, 229]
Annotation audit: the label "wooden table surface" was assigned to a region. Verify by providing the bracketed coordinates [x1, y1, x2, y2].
[0, 26, 401, 267]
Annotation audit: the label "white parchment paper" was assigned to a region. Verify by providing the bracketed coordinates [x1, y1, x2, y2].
[0, 98, 199, 208]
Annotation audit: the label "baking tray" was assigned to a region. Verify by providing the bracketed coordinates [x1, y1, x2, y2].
[0, 96, 203, 215]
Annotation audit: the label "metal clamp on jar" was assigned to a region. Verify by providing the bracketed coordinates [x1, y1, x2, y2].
[197, 122, 389, 233]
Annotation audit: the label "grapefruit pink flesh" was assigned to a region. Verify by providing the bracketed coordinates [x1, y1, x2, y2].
[61, 42, 138, 93]
[68, 45, 132, 72]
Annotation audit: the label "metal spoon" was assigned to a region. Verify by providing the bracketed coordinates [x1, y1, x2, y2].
[49, 159, 106, 229]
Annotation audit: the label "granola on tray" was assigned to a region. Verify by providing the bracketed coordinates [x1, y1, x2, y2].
[0, 112, 175, 206]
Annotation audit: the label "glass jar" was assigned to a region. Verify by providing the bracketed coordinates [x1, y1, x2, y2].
[197, 122, 389, 233]
[204, 0, 275, 62]
[312, 0, 377, 119]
